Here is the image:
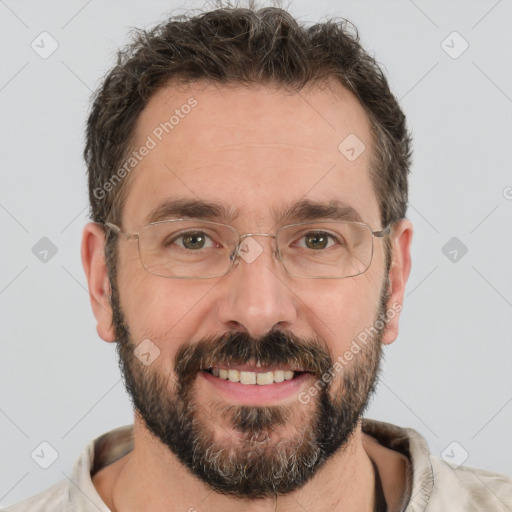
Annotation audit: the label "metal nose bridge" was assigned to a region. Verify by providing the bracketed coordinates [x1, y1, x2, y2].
[239, 232, 277, 240]
[231, 232, 279, 263]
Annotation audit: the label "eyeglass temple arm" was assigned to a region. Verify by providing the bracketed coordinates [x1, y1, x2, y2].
[104, 222, 141, 243]
[104, 222, 121, 234]
[372, 225, 391, 238]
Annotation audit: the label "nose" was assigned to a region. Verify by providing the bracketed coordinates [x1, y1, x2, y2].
[216, 235, 298, 337]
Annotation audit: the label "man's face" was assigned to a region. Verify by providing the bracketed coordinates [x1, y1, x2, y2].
[109, 82, 393, 497]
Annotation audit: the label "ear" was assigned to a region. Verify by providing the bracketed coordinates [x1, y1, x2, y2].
[81, 222, 116, 343]
[382, 219, 413, 345]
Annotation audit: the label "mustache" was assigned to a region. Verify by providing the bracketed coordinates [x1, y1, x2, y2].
[174, 330, 333, 386]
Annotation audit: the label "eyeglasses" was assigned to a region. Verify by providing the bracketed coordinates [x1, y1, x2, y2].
[105, 219, 390, 279]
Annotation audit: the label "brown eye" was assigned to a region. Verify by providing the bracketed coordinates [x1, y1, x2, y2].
[180, 232, 208, 250]
[303, 232, 332, 250]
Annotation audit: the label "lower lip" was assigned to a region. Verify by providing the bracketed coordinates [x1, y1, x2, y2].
[200, 371, 312, 405]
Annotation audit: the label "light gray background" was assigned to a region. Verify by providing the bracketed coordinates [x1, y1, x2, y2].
[1, 0, 511, 506]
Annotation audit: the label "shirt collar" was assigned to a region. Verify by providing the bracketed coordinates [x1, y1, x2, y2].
[67, 419, 434, 511]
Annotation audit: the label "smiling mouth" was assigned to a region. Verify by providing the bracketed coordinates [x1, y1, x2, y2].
[202, 368, 309, 385]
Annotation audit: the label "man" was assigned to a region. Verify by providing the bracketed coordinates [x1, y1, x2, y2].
[4, 3, 511, 512]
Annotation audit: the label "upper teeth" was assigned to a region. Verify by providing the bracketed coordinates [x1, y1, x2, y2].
[211, 368, 295, 385]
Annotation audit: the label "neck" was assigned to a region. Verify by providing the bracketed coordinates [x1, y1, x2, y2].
[105, 418, 378, 512]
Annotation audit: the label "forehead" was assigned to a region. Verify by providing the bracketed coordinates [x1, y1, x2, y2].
[123, 81, 380, 229]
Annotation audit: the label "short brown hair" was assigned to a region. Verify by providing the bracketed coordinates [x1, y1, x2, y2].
[85, 3, 411, 272]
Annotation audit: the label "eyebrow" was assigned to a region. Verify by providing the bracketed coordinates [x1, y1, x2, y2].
[275, 199, 363, 224]
[145, 198, 363, 226]
[145, 198, 237, 225]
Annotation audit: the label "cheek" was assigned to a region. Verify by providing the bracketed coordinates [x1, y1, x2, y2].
[296, 274, 383, 357]
[116, 264, 218, 353]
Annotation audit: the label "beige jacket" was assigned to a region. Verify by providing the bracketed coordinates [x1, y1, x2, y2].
[2, 419, 511, 511]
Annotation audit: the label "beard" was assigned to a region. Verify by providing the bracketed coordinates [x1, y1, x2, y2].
[111, 281, 389, 499]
